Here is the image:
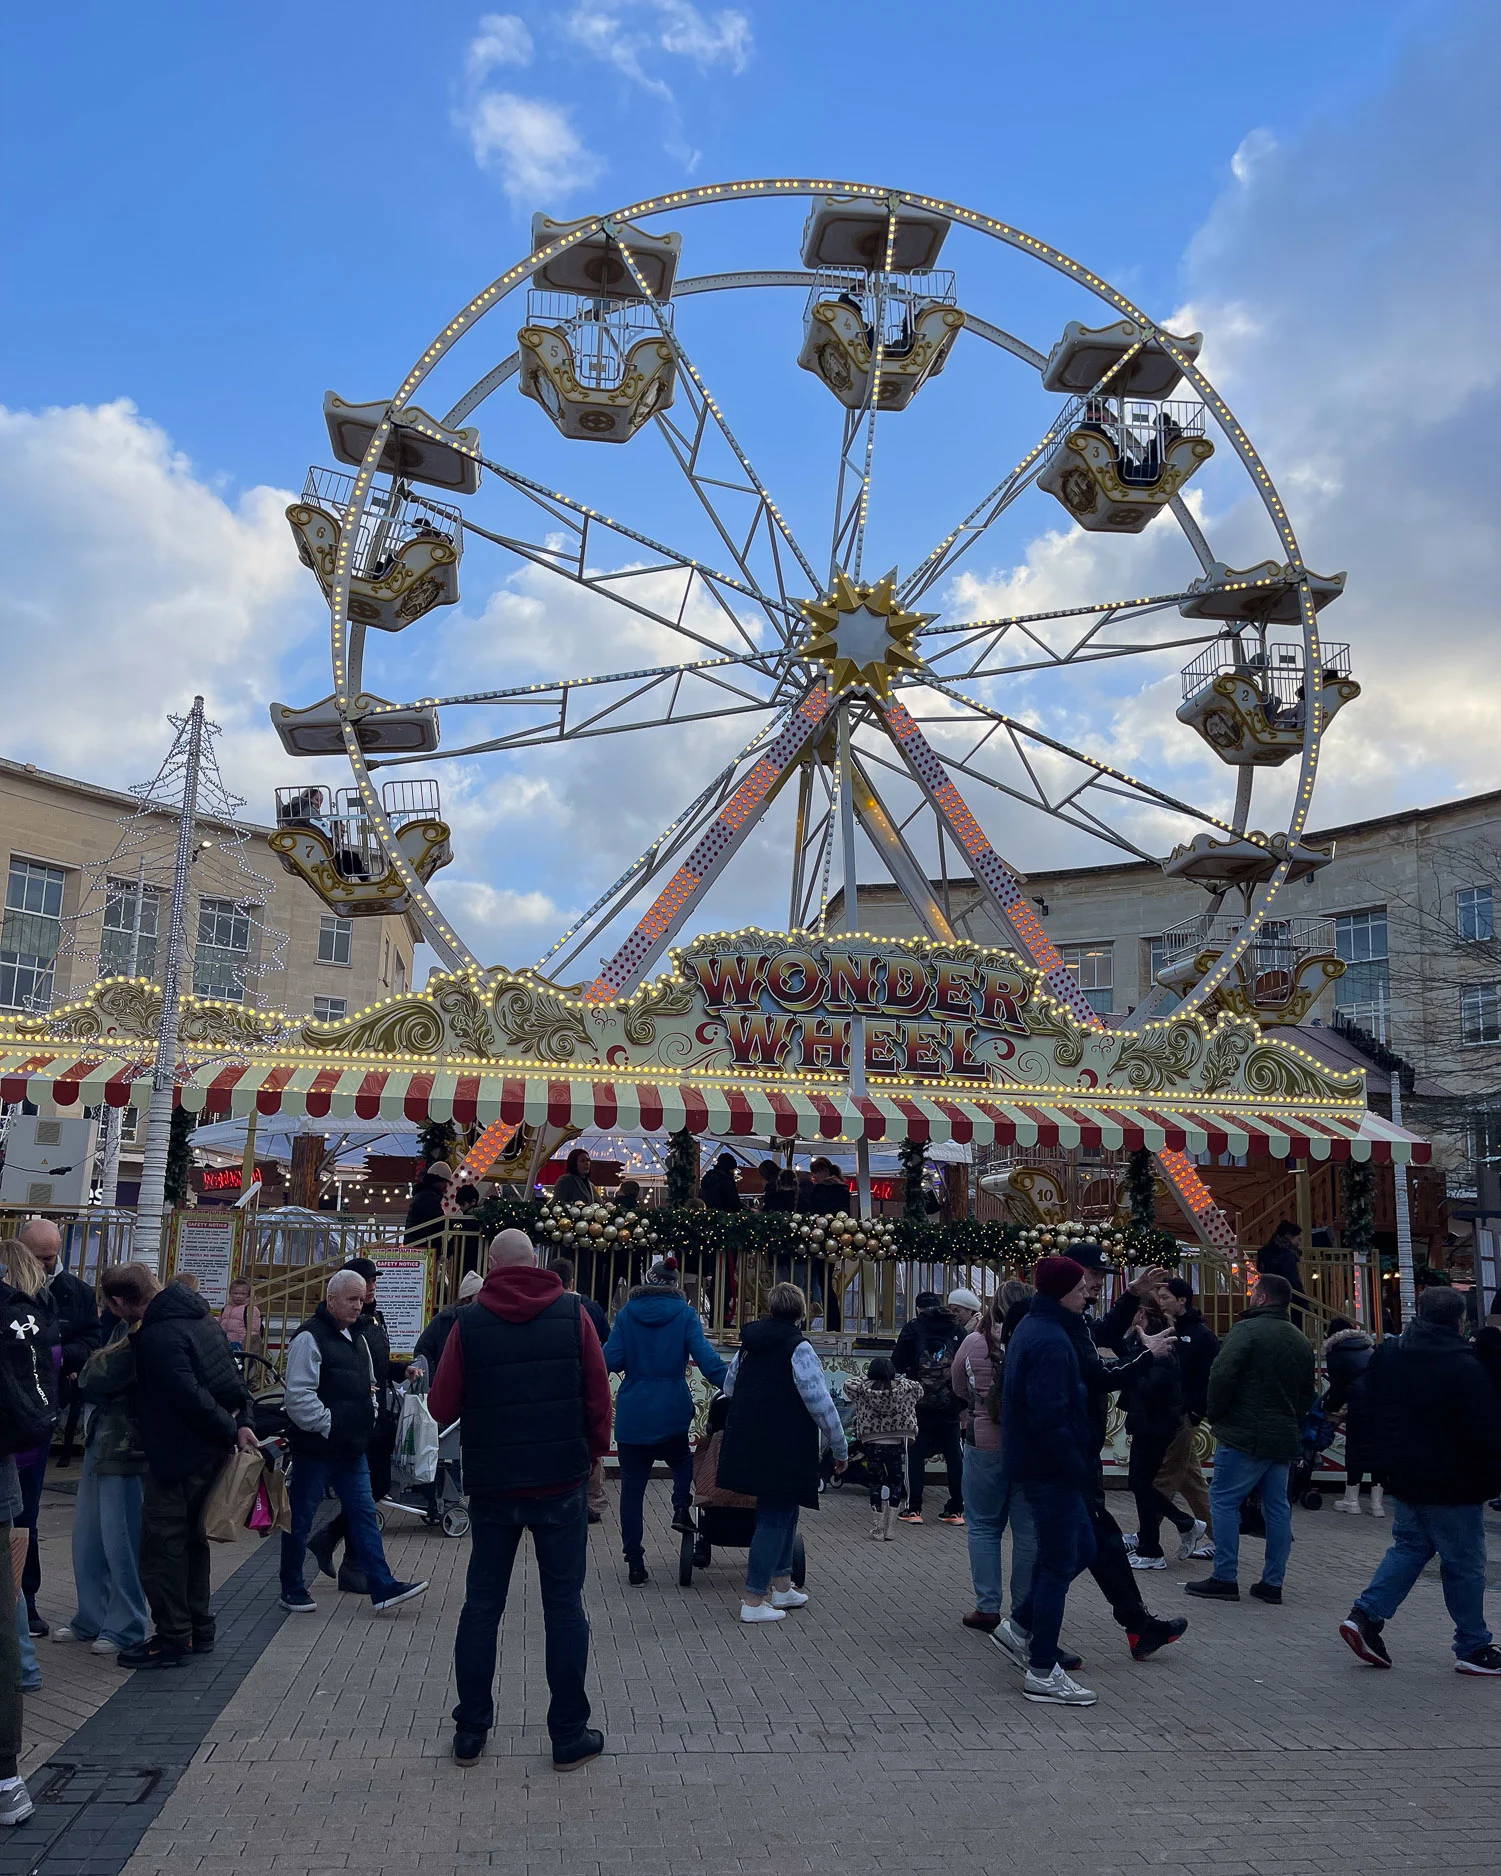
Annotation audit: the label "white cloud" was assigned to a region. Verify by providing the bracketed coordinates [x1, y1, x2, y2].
[0, 399, 319, 805]
[438, 879, 570, 966]
[456, 91, 603, 204]
[563, 0, 751, 89]
[467, 12, 534, 76]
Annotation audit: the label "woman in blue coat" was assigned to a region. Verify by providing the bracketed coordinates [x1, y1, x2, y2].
[602, 1257, 727, 1585]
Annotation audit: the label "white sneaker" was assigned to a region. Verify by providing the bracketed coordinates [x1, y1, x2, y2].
[1023, 1664, 1097, 1706]
[50, 1625, 88, 1644]
[990, 1617, 1030, 1670]
[1176, 1519, 1208, 1562]
[90, 1638, 120, 1656]
[739, 1602, 786, 1624]
[771, 1587, 808, 1609]
[1129, 1553, 1167, 1570]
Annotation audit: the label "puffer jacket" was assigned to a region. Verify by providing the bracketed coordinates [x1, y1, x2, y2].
[602, 1283, 728, 1445]
[1205, 1302, 1316, 1462]
[1000, 1294, 1095, 1487]
[1349, 1316, 1501, 1504]
[1322, 1326, 1374, 1414]
[134, 1284, 253, 1484]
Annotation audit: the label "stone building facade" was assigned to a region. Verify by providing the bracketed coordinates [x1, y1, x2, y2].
[836, 787, 1501, 1194]
[0, 756, 418, 1027]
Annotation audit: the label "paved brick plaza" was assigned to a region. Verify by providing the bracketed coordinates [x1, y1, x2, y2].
[5, 1480, 1499, 1875]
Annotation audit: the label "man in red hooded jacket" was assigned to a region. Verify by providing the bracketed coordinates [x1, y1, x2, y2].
[430, 1229, 612, 1772]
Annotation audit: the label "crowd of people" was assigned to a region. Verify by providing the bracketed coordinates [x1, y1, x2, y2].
[1, 1201, 1499, 1818]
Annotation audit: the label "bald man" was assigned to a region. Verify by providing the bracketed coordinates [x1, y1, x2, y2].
[429, 1229, 612, 1772]
[19, 1220, 100, 1382]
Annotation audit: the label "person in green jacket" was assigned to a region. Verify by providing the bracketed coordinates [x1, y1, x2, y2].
[1185, 1273, 1315, 1606]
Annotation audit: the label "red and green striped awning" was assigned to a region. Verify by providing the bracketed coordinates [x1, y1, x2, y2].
[0, 1050, 1431, 1164]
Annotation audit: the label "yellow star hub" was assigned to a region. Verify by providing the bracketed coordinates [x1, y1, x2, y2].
[800, 570, 930, 698]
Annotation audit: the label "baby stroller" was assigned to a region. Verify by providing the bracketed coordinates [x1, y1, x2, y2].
[677, 1393, 805, 1589]
[378, 1389, 470, 1538]
[1287, 1400, 1338, 1510]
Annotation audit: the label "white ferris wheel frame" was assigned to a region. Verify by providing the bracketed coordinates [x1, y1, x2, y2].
[313, 179, 1340, 1246]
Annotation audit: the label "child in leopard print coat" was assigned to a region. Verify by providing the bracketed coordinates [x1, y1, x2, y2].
[843, 1358, 922, 1539]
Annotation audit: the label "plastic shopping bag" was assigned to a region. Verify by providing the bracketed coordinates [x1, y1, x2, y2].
[203, 1447, 265, 1543]
[395, 1389, 441, 1484]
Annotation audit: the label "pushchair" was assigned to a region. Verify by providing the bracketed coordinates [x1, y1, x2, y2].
[1287, 1400, 1339, 1510]
[376, 1398, 470, 1538]
[677, 1393, 805, 1589]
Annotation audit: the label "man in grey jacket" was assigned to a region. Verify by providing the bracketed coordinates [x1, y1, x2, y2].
[279, 1271, 426, 1616]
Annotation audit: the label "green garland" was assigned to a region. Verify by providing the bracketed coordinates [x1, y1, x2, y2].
[417, 1119, 457, 1167]
[471, 1189, 1182, 1270]
[899, 1137, 928, 1221]
[165, 1104, 194, 1208]
[665, 1127, 698, 1209]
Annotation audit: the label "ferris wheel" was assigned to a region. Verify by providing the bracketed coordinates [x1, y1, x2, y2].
[268, 179, 1354, 1049]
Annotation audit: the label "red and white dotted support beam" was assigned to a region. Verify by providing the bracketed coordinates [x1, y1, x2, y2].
[876, 694, 1237, 1254]
[585, 687, 838, 1003]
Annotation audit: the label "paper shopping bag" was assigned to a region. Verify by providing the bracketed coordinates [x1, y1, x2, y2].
[203, 1447, 264, 1543]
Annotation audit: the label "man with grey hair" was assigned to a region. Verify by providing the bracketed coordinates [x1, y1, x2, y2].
[430, 1229, 612, 1771]
[1340, 1284, 1501, 1674]
[279, 1269, 427, 1616]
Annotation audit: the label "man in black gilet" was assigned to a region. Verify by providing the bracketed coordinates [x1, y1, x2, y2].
[279, 1270, 427, 1615]
[429, 1229, 613, 1772]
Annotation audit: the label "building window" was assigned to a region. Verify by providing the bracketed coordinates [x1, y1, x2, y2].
[1333, 910, 1390, 1033]
[101, 879, 160, 979]
[194, 897, 252, 1002]
[317, 914, 353, 966]
[1461, 983, 1501, 1046]
[313, 995, 347, 1024]
[394, 951, 406, 995]
[0, 859, 66, 1010]
[1469, 1108, 1501, 1175]
[1059, 943, 1113, 1016]
[1458, 885, 1494, 944]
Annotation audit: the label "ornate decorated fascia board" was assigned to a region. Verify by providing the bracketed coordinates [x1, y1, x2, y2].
[263, 927, 1366, 1108]
[0, 977, 292, 1049]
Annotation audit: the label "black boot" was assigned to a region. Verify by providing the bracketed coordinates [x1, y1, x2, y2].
[670, 1502, 694, 1536]
[627, 1558, 649, 1587]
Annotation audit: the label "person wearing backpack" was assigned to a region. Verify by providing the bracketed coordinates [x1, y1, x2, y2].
[602, 1256, 727, 1585]
[0, 1261, 58, 1827]
[893, 1289, 977, 1524]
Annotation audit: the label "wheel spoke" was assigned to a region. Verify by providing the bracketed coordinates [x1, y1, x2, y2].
[895, 673, 1254, 851]
[608, 221, 822, 596]
[898, 344, 1147, 607]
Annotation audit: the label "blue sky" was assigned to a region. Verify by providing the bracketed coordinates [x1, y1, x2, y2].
[1, 1, 1496, 980]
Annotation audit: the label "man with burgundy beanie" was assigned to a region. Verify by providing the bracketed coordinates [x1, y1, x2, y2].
[430, 1229, 613, 1772]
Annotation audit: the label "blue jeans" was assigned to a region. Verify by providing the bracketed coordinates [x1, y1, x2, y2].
[14, 1594, 38, 1689]
[1209, 1444, 1292, 1587]
[962, 1447, 1037, 1616]
[1014, 1479, 1096, 1673]
[452, 1486, 591, 1748]
[615, 1435, 692, 1564]
[71, 1448, 149, 1648]
[1356, 1500, 1493, 1658]
[281, 1452, 399, 1601]
[745, 1499, 800, 1596]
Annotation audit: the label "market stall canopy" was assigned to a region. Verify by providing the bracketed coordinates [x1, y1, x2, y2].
[0, 933, 1431, 1166]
